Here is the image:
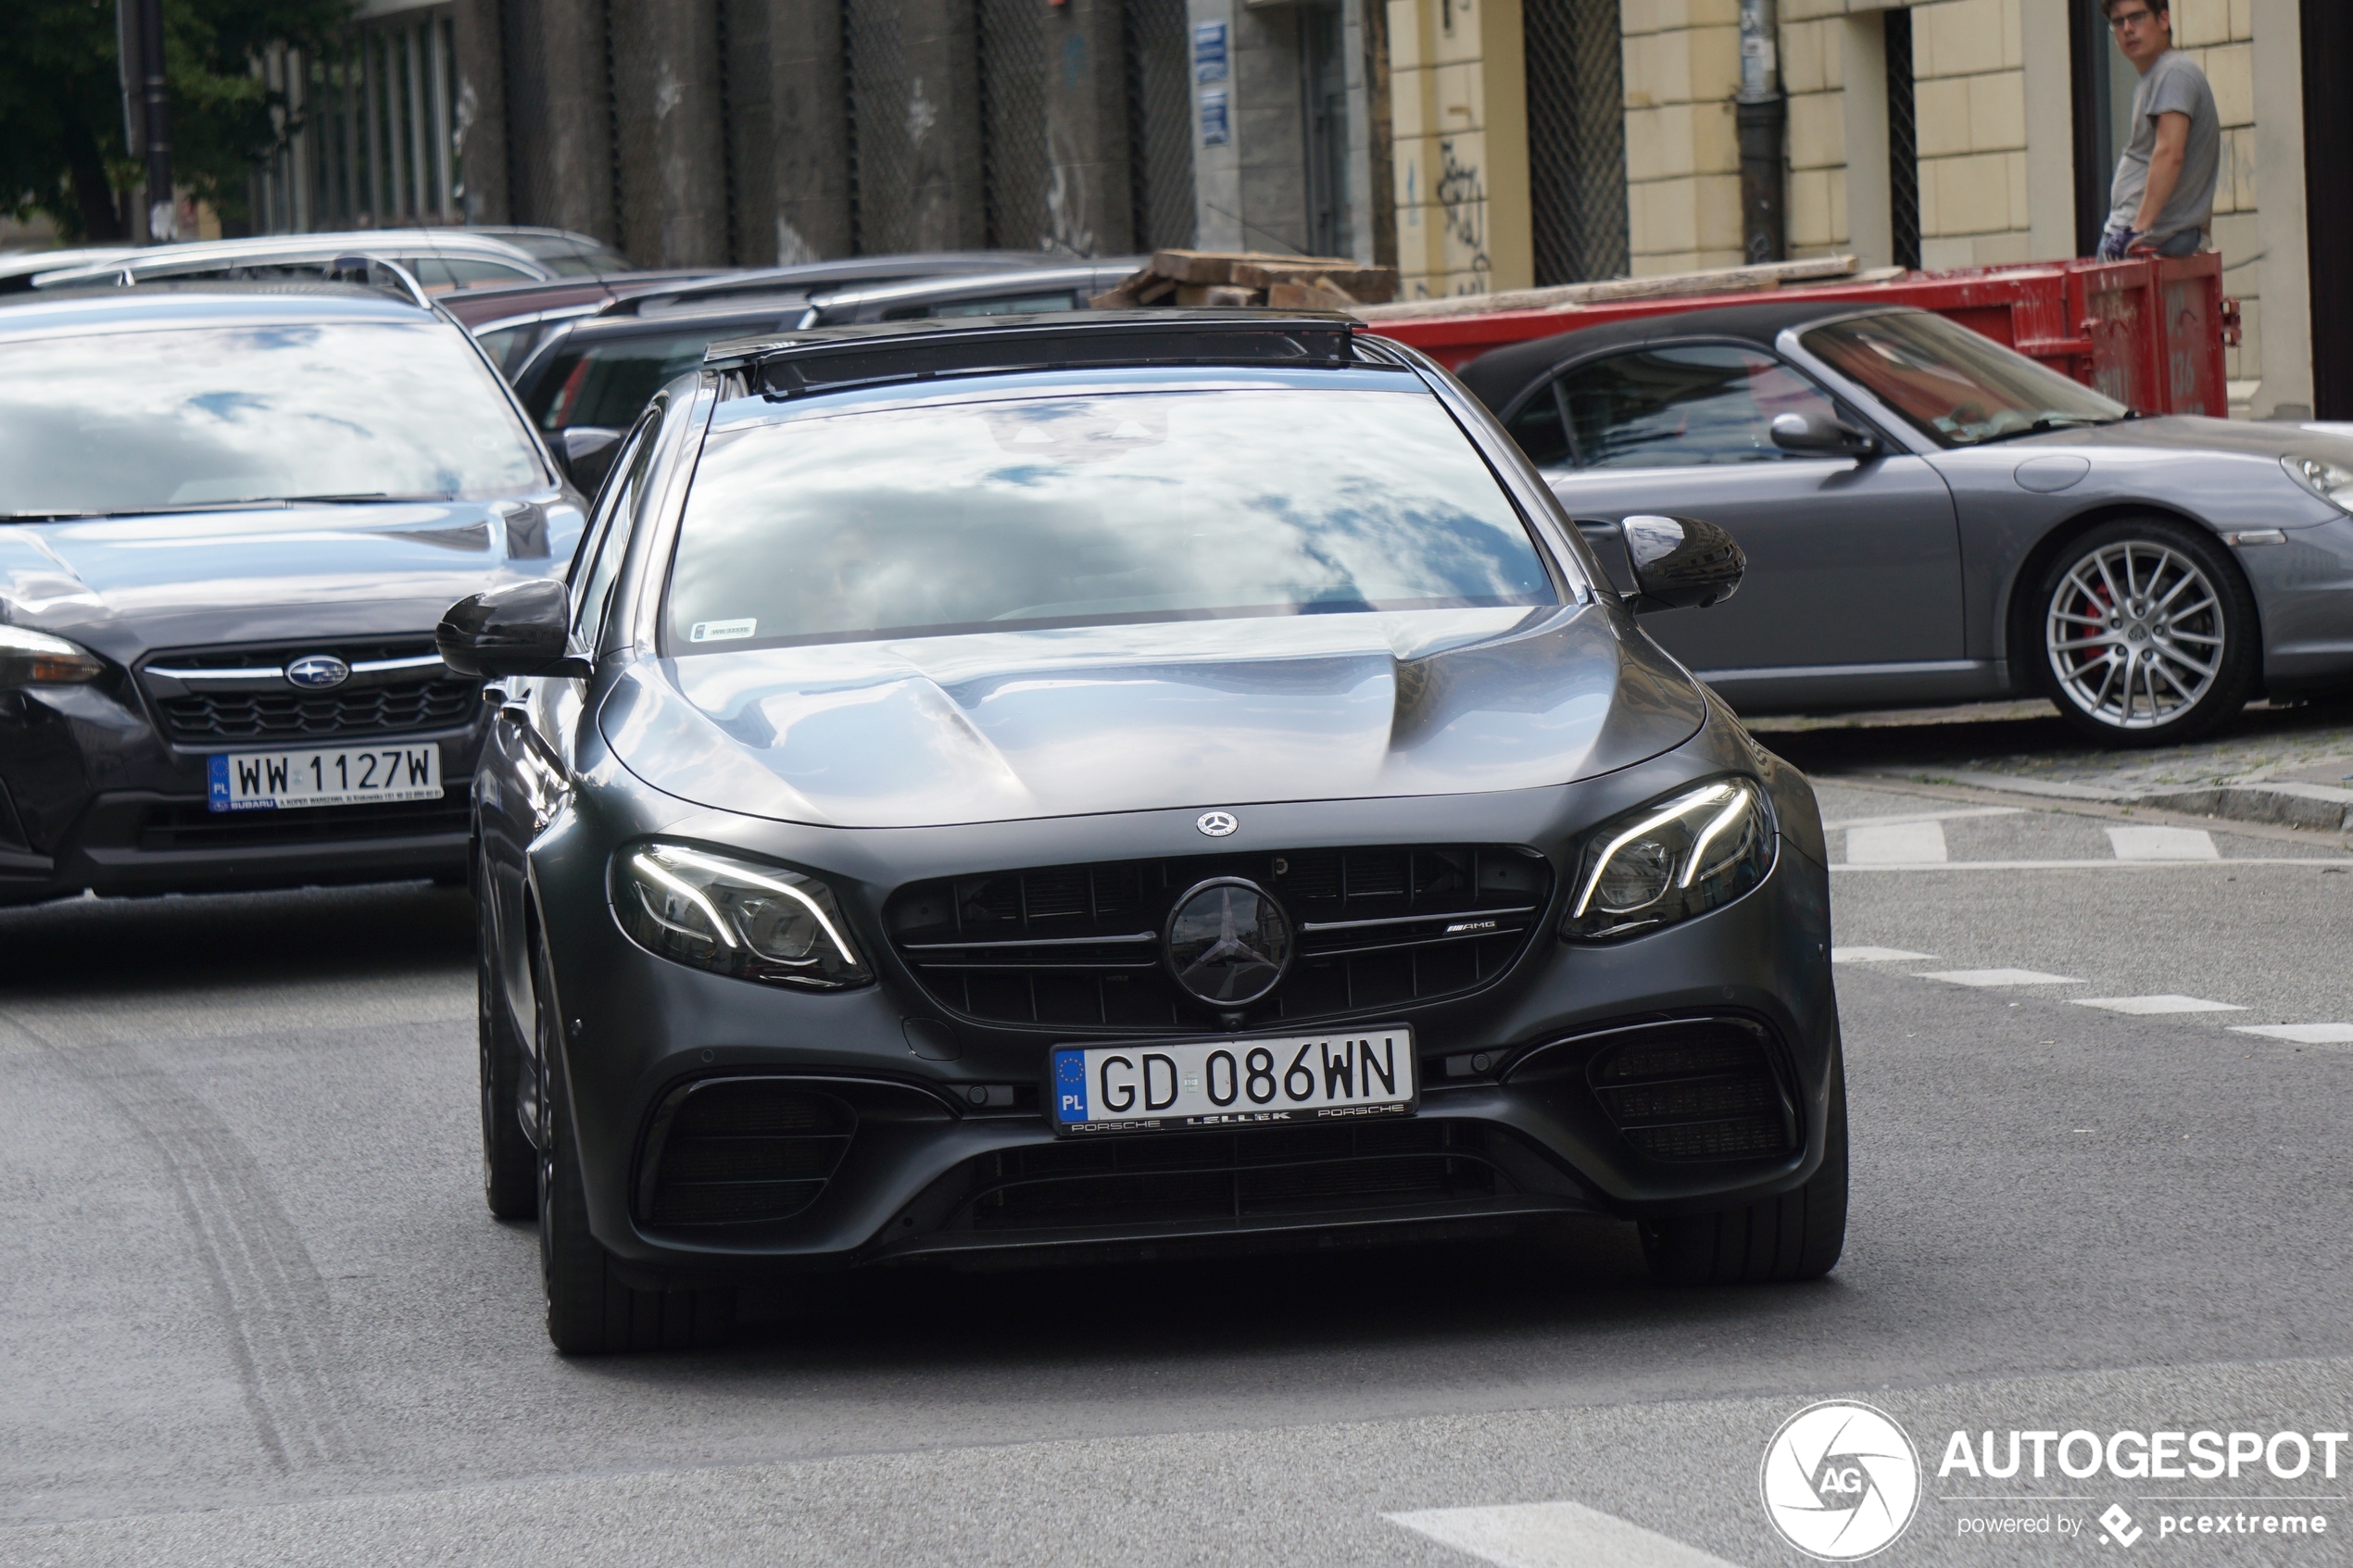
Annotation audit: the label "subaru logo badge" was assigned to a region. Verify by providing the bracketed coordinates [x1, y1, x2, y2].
[284, 654, 351, 691]
[1196, 810, 1238, 837]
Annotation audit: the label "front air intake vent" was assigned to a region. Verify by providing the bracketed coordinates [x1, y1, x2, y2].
[637, 1080, 856, 1225]
[1588, 1018, 1797, 1162]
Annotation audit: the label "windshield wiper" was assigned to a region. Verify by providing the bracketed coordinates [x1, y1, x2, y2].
[2, 493, 403, 522]
[1966, 415, 2113, 447]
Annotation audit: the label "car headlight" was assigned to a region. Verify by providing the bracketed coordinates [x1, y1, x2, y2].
[0, 625, 104, 686]
[613, 843, 873, 988]
[2283, 454, 2353, 514]
[1562, 777, 1775, 942]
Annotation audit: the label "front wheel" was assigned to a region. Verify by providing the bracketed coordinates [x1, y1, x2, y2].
[1639, 1047, 1848, 1286]
[2033, 520, 2258, 745]
[535, 942, 733, 1354]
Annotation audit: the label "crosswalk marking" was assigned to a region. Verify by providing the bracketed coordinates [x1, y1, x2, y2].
[2231, 1023, 2353, 1043]
[2072, 995, 2246, 1014]
[1820, 807, 2024, 830]
[1845, 820, 1947, 864]
[2107, 825, 2220, 860]
[1916, 969, 2082, 986]
[1383, 1501, 1743, 1568]
[1832, 947, 1934, 963]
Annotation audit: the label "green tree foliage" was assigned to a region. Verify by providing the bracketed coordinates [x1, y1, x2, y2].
[1, 0, 356, 242]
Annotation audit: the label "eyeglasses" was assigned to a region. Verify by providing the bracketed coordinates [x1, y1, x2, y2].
[2108, 7, 2156, 29]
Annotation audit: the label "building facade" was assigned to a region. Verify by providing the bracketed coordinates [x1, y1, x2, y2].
[245, 0, 2341, 416]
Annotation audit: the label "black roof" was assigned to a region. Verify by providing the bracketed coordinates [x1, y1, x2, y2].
[1453, 298, 1918, 412]
[706, 308, 1369, 396]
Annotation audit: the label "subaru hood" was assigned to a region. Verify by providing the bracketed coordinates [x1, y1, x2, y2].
[598, 605, 1708, 829]
[0, 495, 581, 659]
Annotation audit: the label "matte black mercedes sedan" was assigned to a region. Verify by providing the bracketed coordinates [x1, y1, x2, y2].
[1457, 301, 2353, 744]
[0, 282, 582, 904]
[442, 311, 1845, 1354]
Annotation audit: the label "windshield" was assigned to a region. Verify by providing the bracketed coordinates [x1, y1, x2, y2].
[666, 387, 1558, 650]
[0, 320, 546, 516]
[1801, 311, 2128, 447]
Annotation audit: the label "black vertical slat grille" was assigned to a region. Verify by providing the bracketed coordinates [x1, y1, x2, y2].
[1524, 0, 1629, 286]
[976, 0, 1057, 251]
[843, 0, 912, 253]
[963, 1119, 1504, 1229]
[887, 844, 1551, 1031]
[1886, 6, 1920, 271]
[1124, 0, 1198, 251]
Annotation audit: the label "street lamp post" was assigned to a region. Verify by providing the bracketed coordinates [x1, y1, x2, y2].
[132, 0, 175, 242]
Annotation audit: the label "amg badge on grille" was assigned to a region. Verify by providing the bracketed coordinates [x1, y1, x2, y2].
[284, 654, 352, 690]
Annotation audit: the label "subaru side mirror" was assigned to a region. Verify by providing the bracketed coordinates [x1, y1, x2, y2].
[1770, 410, 1880, 457]
[1622, 514, 1745, 613]
[555, 426, 625, 496]
[437, 579, 592, 679]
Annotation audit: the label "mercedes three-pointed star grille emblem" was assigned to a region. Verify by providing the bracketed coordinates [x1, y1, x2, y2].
[1164, 877, 1292, 1006]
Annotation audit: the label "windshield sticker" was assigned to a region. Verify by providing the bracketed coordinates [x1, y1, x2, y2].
[690, 618, 758, 643]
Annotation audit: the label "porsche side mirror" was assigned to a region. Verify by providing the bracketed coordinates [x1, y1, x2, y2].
[1622, 514, 1745, 613]
[554, 426, 625, 495]
[1770, 410, 1880, 458]
[437, 579, 591, 679]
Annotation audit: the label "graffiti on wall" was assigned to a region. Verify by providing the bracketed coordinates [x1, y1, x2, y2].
[1434, 138, 1491, 295]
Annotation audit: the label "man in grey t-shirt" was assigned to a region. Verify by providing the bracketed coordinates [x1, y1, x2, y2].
[2095, 0, 2220, 260]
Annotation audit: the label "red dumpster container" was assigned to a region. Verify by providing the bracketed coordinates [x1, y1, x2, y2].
[1367, 254, 2239, 417]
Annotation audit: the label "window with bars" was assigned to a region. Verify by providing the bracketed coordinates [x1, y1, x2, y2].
[1125, 0, 1197, 250]
[248, 7, 467, 233]
[976, 0, 1055, 250]
[1523, 0, 1629, 286]
[1886, 6, 1920, 271]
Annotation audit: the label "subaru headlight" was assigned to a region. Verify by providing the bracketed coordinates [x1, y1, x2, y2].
[613, 843, 872, 988]
[0, 625, 104, 686]
[2283, 454, 2353, 514]
[1563, 778, 1774, 942]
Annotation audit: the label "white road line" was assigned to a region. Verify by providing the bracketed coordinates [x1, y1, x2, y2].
[2107, 825, 2220, 860]
[2231, 1023, 2353, 1043]
[1845, 820, 1947, 864]
[1832, 857, 2353, 872]
[2072, 995, 2246, 1014]
[1916, 969, 2082, 986]
[1383, 1501, 1743, 1568]
[1832, 946, 1935, 963]
[1820, 807, 2026, 830]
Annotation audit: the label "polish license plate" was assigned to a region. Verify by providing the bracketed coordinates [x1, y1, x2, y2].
[206, 744, 443, 811]
[1050, 1026, 1416, 1135]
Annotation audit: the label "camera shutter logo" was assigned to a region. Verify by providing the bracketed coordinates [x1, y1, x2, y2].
[1759, 1400, 1921, 1560]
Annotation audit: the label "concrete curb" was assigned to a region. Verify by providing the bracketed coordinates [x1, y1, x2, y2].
[1899, 770, 2353, 833]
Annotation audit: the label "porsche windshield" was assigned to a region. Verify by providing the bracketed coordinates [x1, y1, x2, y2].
[665, 387, 1559, 649]
[0, 320, 547, 517]
[1802, 310, 2130, 448]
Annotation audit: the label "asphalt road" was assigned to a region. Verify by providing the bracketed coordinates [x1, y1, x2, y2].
[4, 747, 2352, 1566]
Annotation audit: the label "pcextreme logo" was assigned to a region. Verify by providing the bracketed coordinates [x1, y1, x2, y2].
[1761, 1400, 1923, 1561]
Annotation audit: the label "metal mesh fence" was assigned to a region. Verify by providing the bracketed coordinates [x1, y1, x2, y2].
[249, 8, 466, 233]
[844, 0, 915, 254]
[1124, 0, 1196, 251]
[1886, 7, 1920, 270]
[976, 0, 1053, 250]
[1523, 0, 1627, 286]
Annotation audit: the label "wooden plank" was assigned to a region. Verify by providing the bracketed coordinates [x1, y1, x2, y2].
[1230, 262, 1396, 302]
[1175, 283, 1261, 307]
[1355, 254, 1861, 322]
[1266, 280, 1357, 310]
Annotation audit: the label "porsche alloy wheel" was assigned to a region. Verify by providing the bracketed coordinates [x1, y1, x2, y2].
[2039, 522, 2255, 745]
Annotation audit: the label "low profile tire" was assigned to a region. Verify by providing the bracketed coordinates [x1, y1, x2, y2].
[535, 943, 733, 1355]
[1639, 1047, 1848, 1286]
[2032, 518, 2258, 746]
[477, 865, 536, 1221]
